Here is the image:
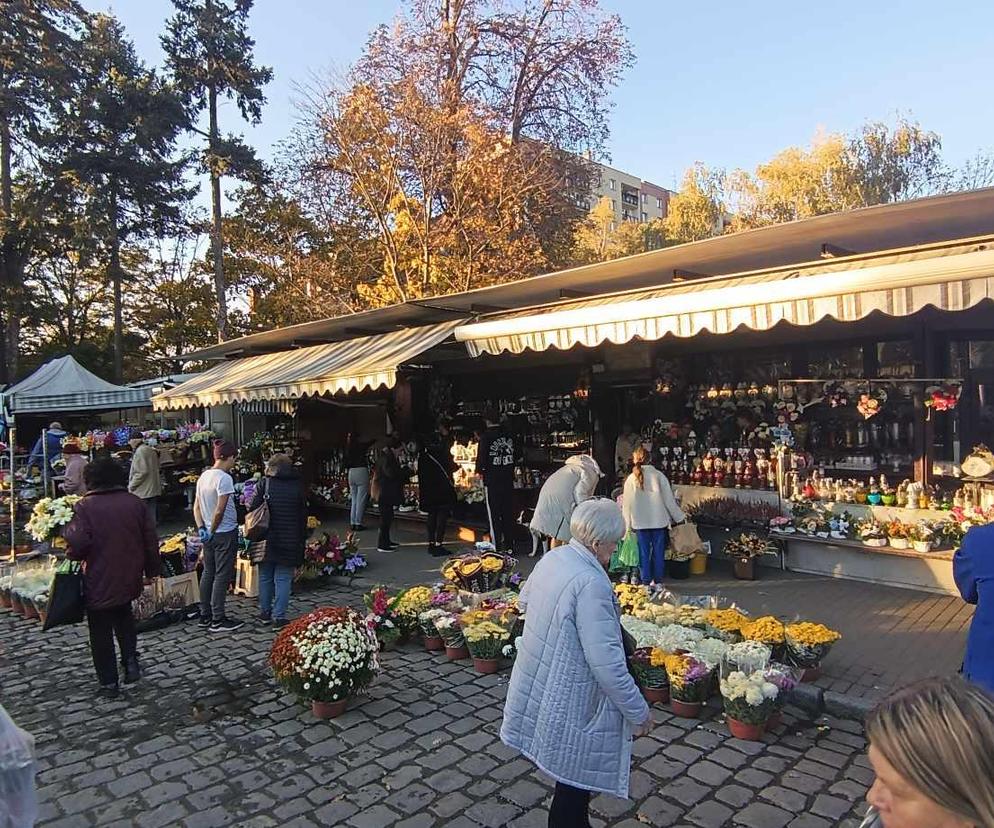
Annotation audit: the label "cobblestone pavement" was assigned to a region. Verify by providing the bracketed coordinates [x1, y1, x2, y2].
[1, 577, 882, 828]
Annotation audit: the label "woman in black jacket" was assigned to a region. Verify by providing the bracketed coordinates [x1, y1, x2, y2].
[375, 439, 407, 553]
[250, 454, 307, 628]
[419, 432, 457, 557]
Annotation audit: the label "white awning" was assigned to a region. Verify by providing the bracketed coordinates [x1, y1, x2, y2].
[152, 321, 460, 411]
[454, 247, 994, 356]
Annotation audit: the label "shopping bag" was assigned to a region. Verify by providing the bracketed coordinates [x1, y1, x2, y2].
[42, 560, 85, 631]
[243, 479, 270, 542]
[608, 546, 624, 573]
[618, 531, 640, 568]
[670, 521, 704, 557]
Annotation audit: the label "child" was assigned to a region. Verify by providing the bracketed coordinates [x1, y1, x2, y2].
[613, 486, 640, 584]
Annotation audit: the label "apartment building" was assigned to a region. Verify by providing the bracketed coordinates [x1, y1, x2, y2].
[590, 162, 674, 228]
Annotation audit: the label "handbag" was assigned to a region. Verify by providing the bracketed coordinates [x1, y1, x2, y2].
[369, 468, 381, 502]
[243, 478, 270, 542]
[43, 559, 85, 631]
[670, 521, 704, 557]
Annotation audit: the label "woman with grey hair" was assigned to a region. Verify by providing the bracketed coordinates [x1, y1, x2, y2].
[501, 498, 653, 827]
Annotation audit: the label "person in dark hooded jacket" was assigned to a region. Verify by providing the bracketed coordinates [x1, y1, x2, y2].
[249, 453, 307, 628]
[63, 458, 160, 698]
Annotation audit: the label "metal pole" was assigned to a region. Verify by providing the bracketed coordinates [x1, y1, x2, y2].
[41, 427, 49, 496]
[9, 425, 16, 564]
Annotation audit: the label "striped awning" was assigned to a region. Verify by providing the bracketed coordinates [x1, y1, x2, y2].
[454, 247, 994, 356]
[152, 321, 460, 411]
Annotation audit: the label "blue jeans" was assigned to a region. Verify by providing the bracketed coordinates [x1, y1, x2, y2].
[348, 467, 369, 527]
[258, 562, 294, 620]
[636, 528, 669, 584]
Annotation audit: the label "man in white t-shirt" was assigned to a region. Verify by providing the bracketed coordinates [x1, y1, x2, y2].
[194, 440, 243, 632]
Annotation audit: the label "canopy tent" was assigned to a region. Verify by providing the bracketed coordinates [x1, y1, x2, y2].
[454, 243, 994, 357]
[152, 321, 462, 411]
[2, 355, 150, 414]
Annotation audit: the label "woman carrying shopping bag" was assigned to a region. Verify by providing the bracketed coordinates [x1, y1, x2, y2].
[622, 447, 685, 591]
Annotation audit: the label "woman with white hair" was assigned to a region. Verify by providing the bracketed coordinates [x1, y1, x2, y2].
[529, 454, 603, 551]
[501, 498, 653, 827]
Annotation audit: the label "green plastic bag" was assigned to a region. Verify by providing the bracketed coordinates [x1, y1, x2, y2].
[618, 531, 640, 568]
[609, 547, 624, 573]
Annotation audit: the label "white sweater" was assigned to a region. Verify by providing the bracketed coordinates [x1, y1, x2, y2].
[622, 465, 685, 530]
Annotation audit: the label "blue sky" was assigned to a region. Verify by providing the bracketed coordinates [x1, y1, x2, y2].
[104, 0, 994, 190]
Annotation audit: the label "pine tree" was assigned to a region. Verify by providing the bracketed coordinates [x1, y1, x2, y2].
[49, 13, 191, 382]
[161, 0, 272, 342]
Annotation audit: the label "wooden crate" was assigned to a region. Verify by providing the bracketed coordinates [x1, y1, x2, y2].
[234, 557, 259, 598]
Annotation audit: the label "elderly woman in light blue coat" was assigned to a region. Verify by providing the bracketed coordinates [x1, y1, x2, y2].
[501, 498, 653, 827]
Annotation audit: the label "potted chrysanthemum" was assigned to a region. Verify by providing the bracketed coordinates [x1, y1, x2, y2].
[418, 608, 448, 651]
[629, 647, 670, 704]
[664, 653, 713, 718]
[763, 662, 799, 730]
[784, 621, 841, 681]
[720, 668, 780, 740]
[463, 620, 510, 674]
[269, 606, 380, 719]
[434, 612, 469, 660]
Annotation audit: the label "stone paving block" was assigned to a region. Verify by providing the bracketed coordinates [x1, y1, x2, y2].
[347, 804, 400, 827]
[686, 800, 734, 828]
[385, 781, 437, 812]
[133, 801, 192, 828]
[716, 784, 754, 809]
[139, 780, 189, 809]
[687, 760, 732, 786]
[107, 770, 152, 798]
[182, 805, 236, 827]
[314, 800, 360, 824]
[637, 796, 684, 826]
[708, 746, 751, 769]
[787, 816, 832, 828]
[733, 802, 793, 828]
[395, 815, 435, 828]
[665, 776, 711, 807]
[501, 779, 547, 808]
[431, 791, 474, 818]
[735, 768, 775, 788]
[811, 793, 852, 820]
[665, 744, 705, 764]
[781, 771, 826, 795]
[760, 785, 809, 812]
[590, 793, 634, 819]
[465, 801, 523, 827]
[641, 755, 684, 780]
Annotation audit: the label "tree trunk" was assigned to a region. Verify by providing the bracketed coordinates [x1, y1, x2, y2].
[0, 114, 15, 382]
[108, 196, 124, 383]
[208, 83, 227, 342]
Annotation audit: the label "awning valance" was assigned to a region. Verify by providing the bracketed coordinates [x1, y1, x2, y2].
[454, 247, 994, 356]
[152, 321, 461, 411]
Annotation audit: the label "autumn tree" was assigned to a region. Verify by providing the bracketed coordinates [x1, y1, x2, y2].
[665, 163, 726, 243]
[49, 13, 190, 381]
[0, 0, 86, 380]
[162, 0, 272, 341]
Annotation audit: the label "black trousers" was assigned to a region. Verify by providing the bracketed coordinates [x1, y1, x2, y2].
[87, 603, 137, 687]
[548, 782, 591, 828]
[378, 504, 395, 550]
[426, 505, 451, 545]
[486, 485, 516, 552]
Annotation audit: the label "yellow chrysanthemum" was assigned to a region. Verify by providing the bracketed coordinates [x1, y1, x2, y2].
[741, 615, 786, 645]
[704, 608, 748, 633]
[786, 622, 841, 646]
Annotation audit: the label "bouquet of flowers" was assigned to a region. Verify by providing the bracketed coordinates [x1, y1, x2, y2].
[418, 608, 449, 638]
[725, 640, 773, 672]
[441, 551, 516, 593]
[664, 653, 713, 703]
[239, 476, 261, 507]
[856, 389, 887, 420]
[302, 533, 366, 581]
[724, 533, 777, 560]
[393, 586, 434, 635]
[720, 669, 780, 725]
[363, 587, 403, 650]
[924, 383, 961, 411]
[26, 495, 81, 542]
[433, 612, 466, 649]
[629, 647, 669, 689]
[688, 637, 730, 669]
[768, 516, 794, 534]
[269, 607, 379, 703]
[784, 622, 841, 668]
[159, 533, 188, 577]
[822, 381, 850, 409]
[615, 583, 649, 614]
[703, 608, 748, 643]
[463, 621, 510, 660]
[857, 518, 887, 544]
[655, 623, 705, 653]
[765, 662, 799, 714]
[907, 522, 934, 548]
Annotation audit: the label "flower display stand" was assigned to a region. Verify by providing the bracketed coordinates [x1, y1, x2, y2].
[234, 558, 259, 598]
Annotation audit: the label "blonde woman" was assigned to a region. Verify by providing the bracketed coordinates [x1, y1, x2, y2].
[861, 676, 994, 828]
[622, 446, 684, 589]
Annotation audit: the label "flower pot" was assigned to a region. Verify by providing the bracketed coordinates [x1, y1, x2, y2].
[10, 594, 24, 616]
[14, 544, 32, 556]
[800, 665, 821, 682]
[642, 685, 670, 705]
[866, 493, 882, 505]
[473, 657, 500, 674]
[767, 710, 783, 730]
[888, 537, 909, 549]
[689, 553, 707, 576]
[22, 599, 38, 620]
[726, 716, 766, 741]
[912, 541, 932, 553]
[0, 590, 11, 609]
[445, 644, 470, 661]
[311, 699, 348, 719]
[881, 494, 896, 506]
[733, 556, 755, 580]
[424, 635, 444, 652]
[670, 699, 702, 718]
[668, 559, 690, 580]
[862, 538, 887, 547]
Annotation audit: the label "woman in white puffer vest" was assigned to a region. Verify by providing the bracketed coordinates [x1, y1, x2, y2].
[622, 446, 685, 588]
[530, 454, 603, 548]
